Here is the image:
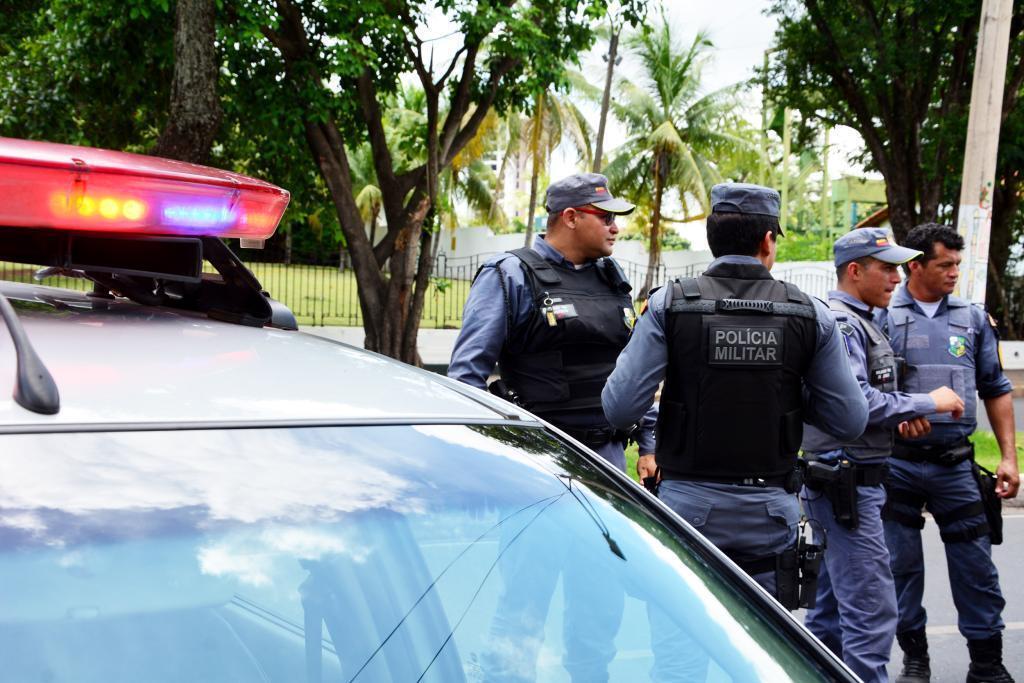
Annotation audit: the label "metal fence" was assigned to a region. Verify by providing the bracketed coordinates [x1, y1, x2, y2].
[1, 256, 839, 328]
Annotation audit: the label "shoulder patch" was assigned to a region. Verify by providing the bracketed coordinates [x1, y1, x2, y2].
[837, 321, 856, 336]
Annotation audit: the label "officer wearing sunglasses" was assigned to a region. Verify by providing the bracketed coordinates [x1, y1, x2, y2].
[449, 171, 656, 468]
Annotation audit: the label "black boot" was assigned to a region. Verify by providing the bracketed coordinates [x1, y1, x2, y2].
[966, 634, 1014, 683]
[896, 629, 931, 683]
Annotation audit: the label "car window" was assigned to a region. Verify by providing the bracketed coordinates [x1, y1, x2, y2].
[0, 424, 830, 682]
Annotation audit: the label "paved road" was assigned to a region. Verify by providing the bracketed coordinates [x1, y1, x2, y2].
[796, 511, 1024, 681]
[879, 510, 1024, 682]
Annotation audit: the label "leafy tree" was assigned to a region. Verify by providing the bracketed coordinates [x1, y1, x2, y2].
[766, 0, 1024, 240]
[222, 0, 645, 363]
[605, 16, 748, 296]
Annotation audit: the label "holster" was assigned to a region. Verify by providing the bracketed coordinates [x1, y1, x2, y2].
[774, 546, 800, 611]
[973, 461, 1004, 545]
[487, 379, 522, 406]
[804, 459, 860, 530]
[797, 536, 824, 610]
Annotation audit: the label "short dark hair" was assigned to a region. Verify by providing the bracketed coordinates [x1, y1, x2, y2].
[706, 211, 779, 258]
[546, 211, 561, 231]
[835, 256, 874, 282]
[901, 223, 964, 274]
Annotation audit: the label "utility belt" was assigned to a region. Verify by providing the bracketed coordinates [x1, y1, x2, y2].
[662, 467, 804, 494]
[728, 531, 824, 611]
[803, 457, 889, 530]
[892, 439, 974, 466]
[560, 425, 630, 449]
[883, 441, 1003, 545]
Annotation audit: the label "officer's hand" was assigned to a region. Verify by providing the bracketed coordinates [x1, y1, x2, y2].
[928, 386, 965, 419]
[637, 454, 658, 481]
[898, 417, 932, 439]
[995, 460, 1020, 499]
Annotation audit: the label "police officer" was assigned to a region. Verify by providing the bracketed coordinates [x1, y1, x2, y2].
[603, 182, 868, 600]
[449, 172, 654, 681]
[801, 228, 965, 683]
[449, 171, 656, 469]
[880, 223, 1019, 683]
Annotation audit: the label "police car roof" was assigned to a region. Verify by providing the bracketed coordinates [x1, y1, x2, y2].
[0, 280, 534, 430]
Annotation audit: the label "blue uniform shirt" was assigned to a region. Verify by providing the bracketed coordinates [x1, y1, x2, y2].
[880, 285, 1012, 446]
[448, 236, 657, 453]
[602, 255, 868, 442]
[810, 290, 936, 464]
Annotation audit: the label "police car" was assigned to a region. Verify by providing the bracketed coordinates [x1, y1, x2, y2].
[0, 138, 855, 682]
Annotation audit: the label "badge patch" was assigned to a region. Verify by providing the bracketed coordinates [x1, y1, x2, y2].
[550, 303, 578, 320]
[708, 325, 784, 366]
[948, 335, 967, 358]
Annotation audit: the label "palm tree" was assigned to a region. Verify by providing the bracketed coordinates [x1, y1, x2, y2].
[521, 86, 594, 247]
[604, 17, 751, 297]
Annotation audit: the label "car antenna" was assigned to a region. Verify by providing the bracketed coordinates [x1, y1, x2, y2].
[0, 291, 60, 414]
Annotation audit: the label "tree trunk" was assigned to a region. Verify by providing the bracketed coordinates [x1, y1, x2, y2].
[154, 0, 221, 164]
[524, 91, 545, 248]
[642, 152, 665, 299]
[593, 28, 619, 173]
[987, 173, 1021, 337]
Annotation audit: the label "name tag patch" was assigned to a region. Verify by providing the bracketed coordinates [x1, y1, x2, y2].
[870, 365, 894, 385]
[708, 325, 784, 366]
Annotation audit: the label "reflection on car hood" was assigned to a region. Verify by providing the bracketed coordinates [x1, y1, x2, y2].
[0, 282, 534, 427]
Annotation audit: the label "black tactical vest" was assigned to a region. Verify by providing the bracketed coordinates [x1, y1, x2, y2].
[497, 247, 634, 418]
[658, 262, 818, 480]
[803, 297, 897, 460]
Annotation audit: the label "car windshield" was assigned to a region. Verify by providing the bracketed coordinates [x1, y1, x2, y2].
[0, 424, 831, 682]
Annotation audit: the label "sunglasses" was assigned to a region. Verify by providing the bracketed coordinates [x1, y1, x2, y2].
[572, 206, 617, 225]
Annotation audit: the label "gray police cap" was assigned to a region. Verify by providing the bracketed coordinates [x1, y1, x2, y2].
[710, 183, 781, 218]
[833, 227, 922, 266]
[545, 172, 635, 214]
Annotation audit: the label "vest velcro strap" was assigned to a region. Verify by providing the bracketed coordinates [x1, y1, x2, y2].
[679, 277, 701, 299]
[939, 522, 991, 544]
[772, 302, 817, 319]
[669, 299, 716, 314]
[668, 298, 815, 319]
[932, 501, 985, 527]
[881, 505, 926, 529]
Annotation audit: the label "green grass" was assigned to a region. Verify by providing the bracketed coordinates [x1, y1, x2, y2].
[1, 261, 474, 328]
[622, 430, 1021, 484]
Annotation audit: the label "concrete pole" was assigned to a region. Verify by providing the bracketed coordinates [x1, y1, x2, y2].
[780, 107, 792, 230]
[820, 126, 830, 234]
[956, 0, 1014, 304]
[759, 51, 770, 186]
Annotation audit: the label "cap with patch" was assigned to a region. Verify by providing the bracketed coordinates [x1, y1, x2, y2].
[710, 183, 781, 218]
[545, 172, 635, 215]
[833, 227, 922, 266]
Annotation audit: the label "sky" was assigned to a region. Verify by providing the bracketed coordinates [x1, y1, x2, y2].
[417, 0, 869, 250]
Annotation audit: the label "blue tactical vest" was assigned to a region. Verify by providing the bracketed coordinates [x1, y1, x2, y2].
[802, 297, 897, 461]
[886, 295, 977, 428]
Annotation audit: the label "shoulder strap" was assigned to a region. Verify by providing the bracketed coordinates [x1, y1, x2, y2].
[508, 247, 561, 286]
[597, 257, 633, 295]
[829, 298, 885, 346]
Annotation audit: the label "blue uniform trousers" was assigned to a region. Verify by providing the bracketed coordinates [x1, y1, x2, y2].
[802, 483, 897, 683]
[648, 481, 799, 681]
[883, 457, 1005, 640]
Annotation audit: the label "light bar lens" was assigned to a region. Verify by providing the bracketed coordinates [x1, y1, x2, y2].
[0, 145, 289, 240]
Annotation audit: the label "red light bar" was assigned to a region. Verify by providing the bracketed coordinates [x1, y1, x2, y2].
[0, 138, 290, 240]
